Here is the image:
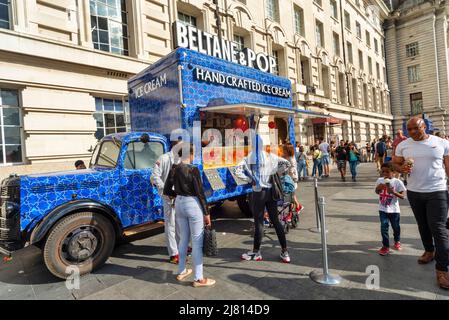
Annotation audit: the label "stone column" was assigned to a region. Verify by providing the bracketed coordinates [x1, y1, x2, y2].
[128, 0, 146, 59]
[79, 0, 92, 48]
[12, 0, 27, 32]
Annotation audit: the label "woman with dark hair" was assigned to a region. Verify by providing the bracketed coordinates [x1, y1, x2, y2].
[163, 144, 216, 288]
[348, 143, 360, 182]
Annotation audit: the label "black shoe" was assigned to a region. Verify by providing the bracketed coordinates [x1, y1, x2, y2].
[342, 177, 346, 182]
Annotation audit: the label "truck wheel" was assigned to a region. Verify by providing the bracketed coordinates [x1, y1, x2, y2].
[43, 212, 115, 279]
[237, 196, 252, 218]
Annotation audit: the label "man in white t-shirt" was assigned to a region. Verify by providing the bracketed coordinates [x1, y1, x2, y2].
[319, 138, 331, 178]
[393, 117, 449, 289]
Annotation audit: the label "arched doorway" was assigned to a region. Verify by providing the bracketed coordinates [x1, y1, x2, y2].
[274, 118, 288, 144]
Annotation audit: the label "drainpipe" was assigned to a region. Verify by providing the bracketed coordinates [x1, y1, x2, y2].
[213, 0, 223, 43]
[433, 10, 445, 133]
[75, 0, 81, 45]
[339, 0, 355, 142]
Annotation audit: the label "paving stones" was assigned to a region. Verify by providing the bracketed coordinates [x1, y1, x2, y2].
[1, 163, 449, 299]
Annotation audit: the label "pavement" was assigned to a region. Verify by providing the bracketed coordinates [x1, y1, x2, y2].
[1, 163, 449, 300]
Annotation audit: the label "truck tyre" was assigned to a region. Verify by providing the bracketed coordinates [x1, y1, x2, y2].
[43, 212, 115, 279]
[237, 196, 252, 218]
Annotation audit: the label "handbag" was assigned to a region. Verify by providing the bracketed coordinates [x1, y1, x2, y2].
[203, 226, 218, 256]
[270, 172, 284, 201]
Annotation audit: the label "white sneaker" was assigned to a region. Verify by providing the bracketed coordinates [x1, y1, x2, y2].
[241, 251, 263, 261]
[280, 251, 291, 263]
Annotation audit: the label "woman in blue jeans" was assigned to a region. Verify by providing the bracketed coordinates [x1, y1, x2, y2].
[311, 145, 323, 178]
[163, 145, 215, 288]
[348, 143, 360, 182]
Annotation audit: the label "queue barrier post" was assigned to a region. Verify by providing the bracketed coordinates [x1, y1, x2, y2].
[309, 196, 342, 286]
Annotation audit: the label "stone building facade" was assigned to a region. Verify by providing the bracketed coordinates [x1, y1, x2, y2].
[385, 0, 449, 134]
[0, 0, 392, 178]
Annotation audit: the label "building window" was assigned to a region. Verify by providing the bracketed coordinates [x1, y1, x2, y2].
[294, 6, 305, 36]
[0, 0, 10, 29]
[178, 12, 197, 27]
[0, 89, 23, 164]
[316, 20, 324, 47]
[333, 33, 340, 56]
[365, 30, 371, 47]
[347, 41, 353, 63]
[365, 122, 370, 142]
[352, 78, 358, 107]
[408, 65, 421, 83]
[355, 0, 361, 7]
[94, 97, 127, 140]
[376, 62, 380, 79]
[356, 21, 361, 39]
[266, 0, 280, 22]
[374, 38, 379, 54]
[90, 0, 129, 56]
[344, 11, 351, 30]
[355, 122, 361, 143]
[410, 92, 423, 115]
[233, 35, 245, 51]
[330, 0, 338, 19]
[358, 50, 364, 70]
[363, 83, 369, 109]
[272, 50, 280, 75]
[368, 56, 373, 75]
[300, 56, 311, 86]
[406, 42, 419, 57]
[314, 0, 323, 6]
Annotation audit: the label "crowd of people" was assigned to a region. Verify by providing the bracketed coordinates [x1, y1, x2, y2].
[294, 138, 362, 182]
[72, 117, 449, 291]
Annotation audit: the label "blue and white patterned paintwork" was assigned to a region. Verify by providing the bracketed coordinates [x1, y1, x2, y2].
[19, 48, 296, 235]
[128, 48, 296, 204]
[20, 132, 169, 232]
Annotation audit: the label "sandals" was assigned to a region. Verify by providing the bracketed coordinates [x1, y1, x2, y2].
[193, 278, 216, 288]
[176, 269, 193, 281]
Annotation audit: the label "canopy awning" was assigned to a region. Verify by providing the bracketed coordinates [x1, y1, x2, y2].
[199, 104, 330, 118]
[312, 117, 343, 125]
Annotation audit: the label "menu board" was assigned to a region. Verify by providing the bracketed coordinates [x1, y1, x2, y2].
[229, 166, 250, 186]
[204, 169, 226, 191]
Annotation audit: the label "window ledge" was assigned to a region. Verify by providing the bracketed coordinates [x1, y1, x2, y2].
[313, 2, 324, 10]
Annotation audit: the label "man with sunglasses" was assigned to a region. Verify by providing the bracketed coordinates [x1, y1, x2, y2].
[392, 117, 449, 289]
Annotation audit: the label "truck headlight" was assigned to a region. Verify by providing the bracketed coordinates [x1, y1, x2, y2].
[2, 201, 19, 219]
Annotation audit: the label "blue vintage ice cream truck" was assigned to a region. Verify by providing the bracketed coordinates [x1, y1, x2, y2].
[0, 22, 322, 279]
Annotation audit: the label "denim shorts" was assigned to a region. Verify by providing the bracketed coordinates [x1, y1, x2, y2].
[321, 154, 330, 165]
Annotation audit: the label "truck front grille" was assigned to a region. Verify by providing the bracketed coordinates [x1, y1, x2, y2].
[0, 175, 21, 246]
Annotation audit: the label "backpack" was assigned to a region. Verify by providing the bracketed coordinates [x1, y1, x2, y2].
[376, 141, 386, 155]
[280, 174, 296, 194]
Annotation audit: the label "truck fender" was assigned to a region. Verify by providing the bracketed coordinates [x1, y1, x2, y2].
[29, 199, 123, 244]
